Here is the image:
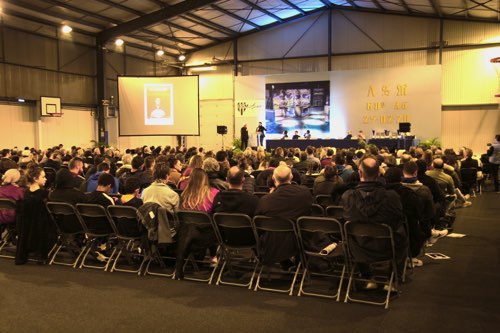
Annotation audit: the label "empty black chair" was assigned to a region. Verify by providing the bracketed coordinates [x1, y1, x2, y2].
[311, 204, 325, 217]
[212, 213, 258, 289]
[46, 202, 86, 267]
[315, 194, 334, 208]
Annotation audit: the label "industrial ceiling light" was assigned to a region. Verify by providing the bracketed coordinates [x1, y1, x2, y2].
[178, 54, 186, 62]
[156, 49, 165, 56]
[115, 38, 124, 46]
[61, 25, 72, 33]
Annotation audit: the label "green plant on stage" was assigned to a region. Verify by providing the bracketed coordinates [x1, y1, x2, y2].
[420, 137, 441, 149]
[232, 138, 242, 154]
[90, 140, 110, 148]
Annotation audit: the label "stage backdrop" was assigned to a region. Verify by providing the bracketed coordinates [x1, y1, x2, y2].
[235, 65, 441, 143]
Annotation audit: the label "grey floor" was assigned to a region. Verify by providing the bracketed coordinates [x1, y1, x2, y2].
[1, 192, 499, 333]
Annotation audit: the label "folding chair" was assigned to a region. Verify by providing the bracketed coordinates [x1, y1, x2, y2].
[143, 208, 177, 279]
[325, 205, 345, 223]
[175, 210, 219, 283]
[315, 194, 334, 208]
[252, 215, 302, 296]
[296, 216, 347, 301]
[343, 221, 399, 309]
[460, 168, 479, 196]
[0, 198, 17, 259]
[212, 213, 258, 289]
[46, 202, 86, 267]
[75, 204, 116, 271]
[256, 186, 270, 192]
[311, 204, 325, 217]
[107, 205, 147, 274]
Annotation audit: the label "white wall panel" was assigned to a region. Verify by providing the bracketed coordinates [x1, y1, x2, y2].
[444, 21, 500, 46]
[0, 104, 36, 148]
[441, 109, 500, 154]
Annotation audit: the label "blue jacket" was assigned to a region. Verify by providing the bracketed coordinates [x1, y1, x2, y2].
[87, 171, 119, 194]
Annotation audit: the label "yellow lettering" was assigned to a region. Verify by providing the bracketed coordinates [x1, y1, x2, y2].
[382, 85, 390, 96]
[397, 84, 408, 96]
[367, 85, 375, 97]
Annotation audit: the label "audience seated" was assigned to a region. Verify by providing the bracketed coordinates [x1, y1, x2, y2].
[49, 168, 86, 205]
[312, 165, 343, 196]
[142, 162, 179, 213]
[85, 173, 116, 207]
[0, 169, 25, 226]
[0, 149, 18, 174]
[87, 162, 119, 194]
[117, 177, 143, 208]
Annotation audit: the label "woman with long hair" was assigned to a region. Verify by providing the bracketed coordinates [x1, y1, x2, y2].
[176, 168, 219, 277]
[178, 155, 203, 190]
[16, 166, 53, 264]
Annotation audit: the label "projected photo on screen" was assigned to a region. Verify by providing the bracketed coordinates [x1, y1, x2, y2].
[265, 81, 330, 137]
[118, 76, 199, 136]
[144, 84, 173, 126]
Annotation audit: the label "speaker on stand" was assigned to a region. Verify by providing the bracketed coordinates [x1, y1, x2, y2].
[398, 122, 411, 150]
[217, 125, 228, 150]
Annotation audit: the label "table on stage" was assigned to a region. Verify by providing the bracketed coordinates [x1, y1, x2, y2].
[265, 137, 415, 151]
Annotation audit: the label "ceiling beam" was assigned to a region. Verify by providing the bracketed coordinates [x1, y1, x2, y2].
[470, 0, 500, 14]
[3, 0, 106, 30]
[181, 14, 238, 37]
[398, 0, 413, 13]
[370, 0, 385, 10]
[428, 0, 442, 17]
[319, 0, 332, 8]
[98, 0, 219, 43]
[345, 0, 360, 8]
[94, 0, 220, 42]
[210, 4, 261, 29]
[280, 0, 306, 15]
[239, 0, 284, 23]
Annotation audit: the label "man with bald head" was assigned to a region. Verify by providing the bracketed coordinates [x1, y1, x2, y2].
[426, 158, 455, 195]
[212, 166, 260, 217]
[254, 164, 313, 268]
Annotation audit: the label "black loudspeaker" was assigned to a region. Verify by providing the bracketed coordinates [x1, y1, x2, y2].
[217, 125, 227, 135]
[399, 122, 411, 133]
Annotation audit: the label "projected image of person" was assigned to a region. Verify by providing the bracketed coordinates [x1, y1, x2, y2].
[150, 97, 166, 119]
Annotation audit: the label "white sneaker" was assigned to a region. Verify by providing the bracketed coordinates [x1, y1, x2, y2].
[462, 201, 472, 208]
[383, 284, 398, 293]
[412, 258, 423, 267]
[429, 229, 448, 244]
[364, 281, 378, 290]
[464, 194, 471, 200]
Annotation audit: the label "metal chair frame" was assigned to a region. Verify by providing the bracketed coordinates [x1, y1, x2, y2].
[251, 215, 302, 296]
[212, 213, 259, 289]
[0, 198, 17, 258]
[296, 216, 347, 301]
[343, 221, 399, 309]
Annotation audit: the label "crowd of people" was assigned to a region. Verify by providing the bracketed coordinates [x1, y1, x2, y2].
[0, 135, 498, 289]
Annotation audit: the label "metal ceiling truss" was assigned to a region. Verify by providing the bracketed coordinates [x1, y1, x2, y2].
[239, 0, 284, 22]
[210, 4, 261, 29]
[280, 0, 306, 15]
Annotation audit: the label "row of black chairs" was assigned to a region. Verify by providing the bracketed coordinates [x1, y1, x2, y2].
[0, 199, 400, 309]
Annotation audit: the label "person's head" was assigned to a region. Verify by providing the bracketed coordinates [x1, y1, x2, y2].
[359, 156, 380, 181]
[495, 134, 500, 142]
[188, 155, 203, 169]
[269, 158, 280, 168]
[131, 156, 144, 171]
[300, 152, 307, 162]
[294, 131, 298, 135]
[97, 173, 115, 193]
[403, 161, 418, 177]
[153, 162, 170, 182]
[272, 164, 292, 186]
[203, 157, 220, 173]
[97, 162, 110, 173]
[69, 157, 83, 174]
[283, 130, 288, 135]
[326, 148, 334, 157]
[384, 167, 402, 184]
[215, 150, 227, 163]
[144, 156, 155, 170]
[432, 158, 444, 169]
[226, 166, 245, 189]
[124, 176, 141, 196]
[2, 169, 21, 186]
[464, 148, 473, 159]
[26, 166, 46, 187]
[323, 165, 338, 181]
[121, 154, 133, 166]
[306, 146, 314, 156]
[181, 168, 211, 210]
[306, 130, 310, 134]
[259, 122, 262, 126]
[1, 149, 11, 158]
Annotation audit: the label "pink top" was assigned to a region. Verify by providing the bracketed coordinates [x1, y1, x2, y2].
[0, 184, 25, 224]
[196, 187, 219, 213]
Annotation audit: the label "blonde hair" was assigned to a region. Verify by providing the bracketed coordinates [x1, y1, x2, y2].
[180, 168, 212, 211]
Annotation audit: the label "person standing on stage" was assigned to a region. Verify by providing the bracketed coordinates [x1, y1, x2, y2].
[256, 122, 267, 147]
[240, 124, 249, 150]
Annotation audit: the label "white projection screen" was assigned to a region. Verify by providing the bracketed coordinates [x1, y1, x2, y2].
[118, 76, 199, 136]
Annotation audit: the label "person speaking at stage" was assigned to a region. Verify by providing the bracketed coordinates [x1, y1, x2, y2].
[256, 122, 267, 146]
[240, 124, 249, 149]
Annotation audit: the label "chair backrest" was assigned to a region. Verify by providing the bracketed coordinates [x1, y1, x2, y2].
[344, 221, 395, 264]
[311, 204, 325, 217]
[256, 186, 270, 193]
[296, 216, 344, 255]
[176, 210, 213, 227]
[107, 205, 142, 239]
[0, 198, 16, 210]
[46, 201, 84, 234]
[76, 203, 115, 236]
[325, 205, 344, 221]
[315, 194, 334, 208]
[212, 212, 256, 248]
[460, 168, 477, 183]
[252, 215, 297, 233]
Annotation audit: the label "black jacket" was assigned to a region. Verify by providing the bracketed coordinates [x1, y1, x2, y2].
[213, 189, 260, 217]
